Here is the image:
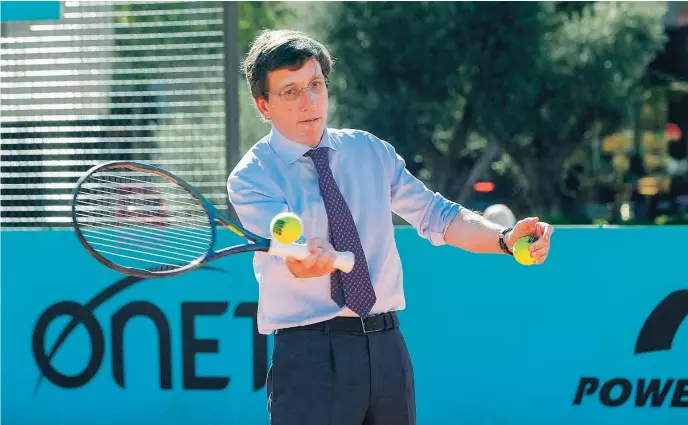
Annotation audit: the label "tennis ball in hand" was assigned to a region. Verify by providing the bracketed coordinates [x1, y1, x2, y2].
[270, 212, 303, 244]
[513, 236, 537, 266]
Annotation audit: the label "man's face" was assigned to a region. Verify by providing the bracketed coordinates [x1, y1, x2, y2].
[256, 58, 328, 147]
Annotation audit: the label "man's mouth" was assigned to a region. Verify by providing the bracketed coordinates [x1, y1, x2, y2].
[299, 117, 321, 124]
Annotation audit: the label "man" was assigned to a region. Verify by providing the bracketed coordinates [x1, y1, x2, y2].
[227, 29, 553, 425]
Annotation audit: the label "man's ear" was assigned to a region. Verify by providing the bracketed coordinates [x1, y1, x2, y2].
[255, 96, 270, 120]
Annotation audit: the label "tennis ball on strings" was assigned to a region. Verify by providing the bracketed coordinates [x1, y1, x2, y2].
[270, 212, 303, 244]
[513, 236, 537, 266]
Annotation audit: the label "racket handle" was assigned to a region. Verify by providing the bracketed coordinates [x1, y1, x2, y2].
[267, 240, 355, 273]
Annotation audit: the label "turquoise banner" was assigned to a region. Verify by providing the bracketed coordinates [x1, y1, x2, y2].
[0, 1, 60, 22]
[2, 227, 687, 425]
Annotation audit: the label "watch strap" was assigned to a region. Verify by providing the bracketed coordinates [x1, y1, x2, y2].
[499, 227, 513, 256]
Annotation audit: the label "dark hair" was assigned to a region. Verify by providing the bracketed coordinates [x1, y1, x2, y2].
[241, 29, 334, 99]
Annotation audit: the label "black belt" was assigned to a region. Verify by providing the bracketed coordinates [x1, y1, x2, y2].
[279, 311, 400, 334]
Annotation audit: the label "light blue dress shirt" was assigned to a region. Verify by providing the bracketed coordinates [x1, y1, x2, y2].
[227, 127, 461, 334]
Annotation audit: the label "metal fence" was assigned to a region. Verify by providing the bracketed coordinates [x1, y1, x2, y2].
[1, 1, 238, 229]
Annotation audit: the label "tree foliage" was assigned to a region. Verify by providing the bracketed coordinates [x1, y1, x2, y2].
[323, 1, 667, 214]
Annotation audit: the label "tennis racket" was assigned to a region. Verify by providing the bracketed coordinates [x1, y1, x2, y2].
[71, 161, 355, 278]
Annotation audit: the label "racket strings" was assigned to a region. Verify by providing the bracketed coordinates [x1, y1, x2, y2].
[75, 193, 209, 240]
[76, 194, 210, 231]
[80, 173, 209, 229]
[91, 173, 191, 194]
[90, 175, 199, 204]
[75, 208, 209, 246]
[77, 221, 208, 255]
[77, 213, 207, 248]
[86, 176, 210, 220]
[74, 168, 214, 272]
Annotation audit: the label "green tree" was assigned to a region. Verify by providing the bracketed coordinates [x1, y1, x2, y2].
[492, 2, 668, 213]
[323, 1, 667, 215]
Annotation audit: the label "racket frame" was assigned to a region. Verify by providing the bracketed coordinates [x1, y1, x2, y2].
[71, 161, 354, 278]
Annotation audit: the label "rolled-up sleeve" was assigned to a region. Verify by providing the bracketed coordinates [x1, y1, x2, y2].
[375, 134, 461, 246]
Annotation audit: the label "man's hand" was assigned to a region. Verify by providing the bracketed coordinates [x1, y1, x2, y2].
[505, 217, 554, 265]
[285, 238, 337, 278]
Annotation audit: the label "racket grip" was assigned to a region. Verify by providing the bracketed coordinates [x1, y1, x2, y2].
[267, 240, 355, 273]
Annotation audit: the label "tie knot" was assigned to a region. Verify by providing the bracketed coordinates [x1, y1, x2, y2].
[305, 147, 330, 164]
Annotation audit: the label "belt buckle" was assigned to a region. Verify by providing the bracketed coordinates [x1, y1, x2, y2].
[360, 315, 383, 334]
[360, 316, 372, 334]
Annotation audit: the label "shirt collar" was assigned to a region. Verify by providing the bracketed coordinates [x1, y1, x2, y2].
[268, 126, 338, 165]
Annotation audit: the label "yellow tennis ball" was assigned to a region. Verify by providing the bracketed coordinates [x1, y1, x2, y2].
[513, 236, 537, 266]
[270, 212, 303, 244]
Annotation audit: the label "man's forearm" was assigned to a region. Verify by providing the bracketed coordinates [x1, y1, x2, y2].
[443, 208, 510, 254]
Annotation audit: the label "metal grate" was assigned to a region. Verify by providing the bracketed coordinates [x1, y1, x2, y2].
[1, 1, 231, 228]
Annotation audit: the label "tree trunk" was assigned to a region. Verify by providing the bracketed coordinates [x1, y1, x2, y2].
[437, 99, 475, 196]
[457, 142, 501, 204]
[519, 152, 567, 216]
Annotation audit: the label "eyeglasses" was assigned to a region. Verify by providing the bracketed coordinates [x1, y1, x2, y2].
[267, 79, 328, 102]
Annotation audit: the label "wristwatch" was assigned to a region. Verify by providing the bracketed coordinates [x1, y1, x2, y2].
[499, 227, 513, 256]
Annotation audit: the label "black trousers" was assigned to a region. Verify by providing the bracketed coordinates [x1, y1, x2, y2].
[266, 317, 416, 425]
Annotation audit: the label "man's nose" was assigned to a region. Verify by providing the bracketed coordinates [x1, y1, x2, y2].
[299, 88, 317, 110]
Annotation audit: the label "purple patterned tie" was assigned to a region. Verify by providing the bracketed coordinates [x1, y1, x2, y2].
[305, 147, 377, 316]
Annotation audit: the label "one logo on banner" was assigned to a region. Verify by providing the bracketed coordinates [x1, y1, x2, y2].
[32, 271, 268, 392]
[572, 290, 688, 408]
